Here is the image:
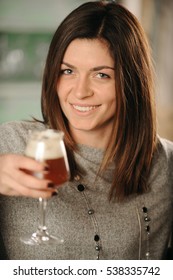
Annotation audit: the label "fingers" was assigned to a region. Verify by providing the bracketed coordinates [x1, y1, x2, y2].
[0, 154, 56, 198]
[12, 154, 47, 172]
[11, 168, 48, 190]
[0, 154, 46, 174]
[0, 170, 55, 198]
[1, 171, 54, 198]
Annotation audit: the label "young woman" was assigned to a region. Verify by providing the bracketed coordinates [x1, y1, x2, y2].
[0, 1, 173, 260]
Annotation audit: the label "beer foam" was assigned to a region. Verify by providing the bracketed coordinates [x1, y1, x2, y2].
[25, 130, 65, 160]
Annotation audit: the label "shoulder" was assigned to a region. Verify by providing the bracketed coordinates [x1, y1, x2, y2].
[150, 136, 173, 186]
[0, 121, 45, 154]
[0, 120, 45, 135]
[0, 120, 45, 132]
[156, 136, 173, 162]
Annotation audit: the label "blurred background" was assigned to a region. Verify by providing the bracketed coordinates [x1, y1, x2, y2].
[0, 0, 173, 140]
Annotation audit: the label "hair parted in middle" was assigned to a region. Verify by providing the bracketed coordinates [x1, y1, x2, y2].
[41, 1, 156, 200]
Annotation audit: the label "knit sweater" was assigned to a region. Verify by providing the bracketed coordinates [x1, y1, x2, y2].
[0, 121, 173, 260]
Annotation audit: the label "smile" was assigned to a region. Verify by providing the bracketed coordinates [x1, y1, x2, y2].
[72, 105, 99, 112]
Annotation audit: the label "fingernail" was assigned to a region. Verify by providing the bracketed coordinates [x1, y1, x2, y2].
[47, 182, 55, 188]
[44, 166, 50, 171]
[52, 192, 57, 196]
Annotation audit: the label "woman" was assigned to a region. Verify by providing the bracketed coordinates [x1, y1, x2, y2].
[0, 1, 173, 260]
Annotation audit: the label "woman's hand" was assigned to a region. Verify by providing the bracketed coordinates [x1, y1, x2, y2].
[0, 154, 55, 198]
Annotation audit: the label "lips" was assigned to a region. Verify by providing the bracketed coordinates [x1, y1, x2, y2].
[72, 104, 100, 112]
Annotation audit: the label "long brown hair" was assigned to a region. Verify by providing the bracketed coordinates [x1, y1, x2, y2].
[41, 1, 156, 200]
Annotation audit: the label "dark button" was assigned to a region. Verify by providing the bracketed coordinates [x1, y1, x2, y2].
[142, 207, 148, 213]
[94, 234, 100, 242]
[144, 217, 150, 222]
[77, 184, 85, 192]
[145, 225, 150, 232]
[95, 245, 100, 251]
[88, 209, 94, 215]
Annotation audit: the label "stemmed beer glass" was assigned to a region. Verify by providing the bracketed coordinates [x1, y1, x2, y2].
[20, 129, 69, 245]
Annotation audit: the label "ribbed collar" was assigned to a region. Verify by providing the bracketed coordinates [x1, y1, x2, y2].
[75, 144, 104, 165]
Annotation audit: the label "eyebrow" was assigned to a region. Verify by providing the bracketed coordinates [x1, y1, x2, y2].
[61, 61, 115, 71]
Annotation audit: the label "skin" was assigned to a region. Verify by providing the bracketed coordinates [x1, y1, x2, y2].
[57, 39, 116, 149]
[0, 154, 54, 197]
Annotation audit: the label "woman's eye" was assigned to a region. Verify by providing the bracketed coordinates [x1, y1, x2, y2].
[97, 72, 110, 79]
[60, 69, 73, 75]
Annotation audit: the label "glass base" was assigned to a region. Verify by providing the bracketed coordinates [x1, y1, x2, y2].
[20, 229, 64, 245]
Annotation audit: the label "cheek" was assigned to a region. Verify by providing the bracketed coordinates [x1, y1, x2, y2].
[103, 90, 116, 105]
[108, 102, 116, 116]
[104, 93, 116, 114]
[56, 86, 69, 116]
[108, 86, 116, 106]
[56, 80, 70, 101]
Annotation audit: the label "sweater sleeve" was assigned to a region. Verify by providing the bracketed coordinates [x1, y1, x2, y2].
[0, 121, 44, 155]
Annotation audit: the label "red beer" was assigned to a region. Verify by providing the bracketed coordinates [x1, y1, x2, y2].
[25, 130, 69, 186]
[44, 157, 69, 186]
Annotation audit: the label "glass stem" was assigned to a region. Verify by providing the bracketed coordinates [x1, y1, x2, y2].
[38, 197, 47, 231]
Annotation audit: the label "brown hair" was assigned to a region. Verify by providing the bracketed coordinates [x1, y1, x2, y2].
[41, 1, 156, 200]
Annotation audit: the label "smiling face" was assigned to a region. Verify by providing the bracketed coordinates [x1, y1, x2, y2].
[57, 39, 116, 148]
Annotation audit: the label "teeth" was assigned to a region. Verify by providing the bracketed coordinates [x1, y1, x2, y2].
[73, 105, 97, 112]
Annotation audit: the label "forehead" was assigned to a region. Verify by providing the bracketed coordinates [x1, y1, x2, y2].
[62, 38, 114, 66]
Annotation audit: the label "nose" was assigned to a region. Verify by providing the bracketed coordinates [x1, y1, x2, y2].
[73, 76, 93, 99]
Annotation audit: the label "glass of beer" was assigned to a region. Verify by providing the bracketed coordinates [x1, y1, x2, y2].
[20, 129, 69, 245]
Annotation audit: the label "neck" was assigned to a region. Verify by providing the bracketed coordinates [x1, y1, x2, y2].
[70, 128, 112, 149]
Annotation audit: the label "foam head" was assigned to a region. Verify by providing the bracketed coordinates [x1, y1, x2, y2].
[25, 129, 65, 161]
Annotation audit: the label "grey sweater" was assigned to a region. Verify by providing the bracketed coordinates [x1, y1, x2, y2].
[0, 121, 173, 260]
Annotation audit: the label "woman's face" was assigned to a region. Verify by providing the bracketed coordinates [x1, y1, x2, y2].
[57, 38, 116, 146]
